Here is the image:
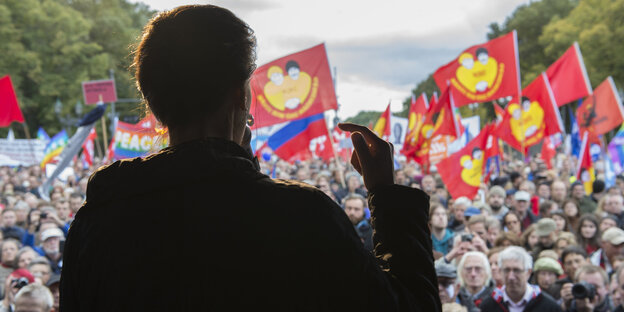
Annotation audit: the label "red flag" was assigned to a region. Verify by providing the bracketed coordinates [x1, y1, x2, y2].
[372, 103, 391, 140]
[576, 132, 595, 195]
[577, 77, 624, 139]
[496, 72, 563, 151]
[546, 42, 592, 106]
[81, 128, 97, 167]
[437, 124, 493, 199]
[402, 93, 429, 156]
[0, 76, 24, 127]
[433, 31, 520, 107]
[332, 127, 351, 162]
[541, 135, 556, 169]
[483, 125, 502, 182]
[250, 43, 337, 128]
[428, 88, 463, 139]
[493, 103, 505, 124]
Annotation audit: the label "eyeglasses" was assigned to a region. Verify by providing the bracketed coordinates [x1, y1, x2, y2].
[246, 113, 254, 127]
[464, 266, 483, 273]
[502, 268, 525, 275]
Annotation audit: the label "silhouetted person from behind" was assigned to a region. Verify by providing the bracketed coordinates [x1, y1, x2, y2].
[60, 5, 440, 311]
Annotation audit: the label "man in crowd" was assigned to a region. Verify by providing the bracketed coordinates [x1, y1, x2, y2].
[421, 174, 436, 196]
[604, 194, 624, 225]
[532, 218, 557, 259]
[13, 283, 54, 312]
[54, 199, 72, 226]
[571, 181, 597, 215]
[553, 246, 588, 300]
[1, 209, 25, 241]
[449, 197, 471, 232]
[480, 246, 560, 311]
[552, 180, 568, 208]
[436, 261, 458, 304]
[33, 228, 63, 274]
[562, 264, 613, 312]
[533, 257, 563, 297]
[68, 193, 84, 216]
[456, 251, 494, 311]
[590, 227, 624, 275]
[488, 186, 509, 221]
[431, 203, 454, 255]
[342, 193, 372, 250]
[513, 191, 538, 231]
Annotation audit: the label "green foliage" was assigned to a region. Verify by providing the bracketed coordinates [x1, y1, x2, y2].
[344, 111, 383, 127]
[0, 0, 155, 138]
[400, 74, 440, 116]
[540, 0, 624, 89]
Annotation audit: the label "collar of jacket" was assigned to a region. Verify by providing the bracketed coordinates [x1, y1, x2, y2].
[85, 137, 264, 204]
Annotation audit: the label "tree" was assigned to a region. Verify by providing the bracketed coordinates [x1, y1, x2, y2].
[540, 0, 624, 89]
[344, 111, 384, 127]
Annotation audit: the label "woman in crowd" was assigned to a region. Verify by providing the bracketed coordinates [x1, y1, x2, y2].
[551, 210, 571, 234]
[521, 224, 538, 251]
[562, 199, 581, 230]
[576, 214, 601, 255]
[502, 211, 521, 236]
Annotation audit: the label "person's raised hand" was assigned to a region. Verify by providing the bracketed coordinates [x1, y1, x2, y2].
[337, 122, 394, 192]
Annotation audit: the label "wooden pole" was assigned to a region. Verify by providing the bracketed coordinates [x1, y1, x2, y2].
[100, 116, 108, 158]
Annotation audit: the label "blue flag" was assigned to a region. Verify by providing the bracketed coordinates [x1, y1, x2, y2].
[569, 105, 581, 158]
[37, 127, 50, 141]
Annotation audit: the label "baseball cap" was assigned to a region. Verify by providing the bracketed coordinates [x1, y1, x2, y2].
[464, 207, 481, 218]
[435, 261, 457, 279]
[535, 218, 557, 237]
[602, 227, 624, 245]
[514, 191, 530, 202]
[40, 228, 64, 242]
[533, 257, 563, 275]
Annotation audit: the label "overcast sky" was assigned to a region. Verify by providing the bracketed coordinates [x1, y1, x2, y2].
[133, 0, 530, 119]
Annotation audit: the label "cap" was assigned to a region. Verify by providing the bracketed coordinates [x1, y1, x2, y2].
[464, 207, 481, 218]
[11, 269, 35, 284]
[538, 250, 559, 261]
[533, 257, 563, 275]
[602, 227, 624, 245]
[435, 261, 457, 279]
[535, 218, 557, 237]
[489, 186, 506, 198]
[514, 191, 530, 202]
[40, 228, 64, 242]
[46, 274, 60, 287]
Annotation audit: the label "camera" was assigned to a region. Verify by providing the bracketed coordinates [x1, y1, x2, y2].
[461, 233, 474, 242]
[40, 212, 48, 219]
[11, 277, 29, 290]
[572, 281, 596, 299]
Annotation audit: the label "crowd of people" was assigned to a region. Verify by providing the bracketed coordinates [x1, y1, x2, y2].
[1, 135, 623, 312]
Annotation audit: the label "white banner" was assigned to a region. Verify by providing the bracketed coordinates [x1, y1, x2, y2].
[0, 139, 46, 166]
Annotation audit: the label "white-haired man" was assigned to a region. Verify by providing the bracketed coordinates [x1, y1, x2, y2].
[456, 251, 494, 311]
[480, 246, 561, 311]
[449, 197, 471, 232]
[14, 283, 54, 312]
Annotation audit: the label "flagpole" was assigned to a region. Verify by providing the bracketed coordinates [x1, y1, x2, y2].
[100, 116, 108, 158]
[325, 110, 345, 189]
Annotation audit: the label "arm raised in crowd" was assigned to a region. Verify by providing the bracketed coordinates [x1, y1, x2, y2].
[339, 123, 442, 312]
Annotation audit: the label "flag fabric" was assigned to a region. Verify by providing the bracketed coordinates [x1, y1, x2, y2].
[577, 77, 624, 139]
[372, 103, 391, 140]
[331, 127, 352, 162]
[541, 135, 557, 169]
[546, 42, 592, 106]
[39, 104, 108, 200]
[37, 127, 50, 141]
[112, 119, 168, 161]
[495, 72, 563, 151]
[433, 31, 520, 107]
[605, 151, 617, 188]
[81, 128, 97, 167]
[40, 130, 69, 169]
[250, 43, 337, 129]
[577, 132, 595, 195]
[267, 113, 334, 163]
[484, 126, 502, 182]
[411, 89, 462, 165]
[402, 93, 429, 156]
[569, 105, 582, 157]
[0, 76, 24, 127]
[493, 103, 505, 124]
[437, 124, 493, 199]
[608, 124, 624, 175]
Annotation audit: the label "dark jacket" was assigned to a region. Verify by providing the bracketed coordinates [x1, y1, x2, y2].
[456, 285, 494, 312]
[60, 138, 441, 311]
[479, 285, 562, 312]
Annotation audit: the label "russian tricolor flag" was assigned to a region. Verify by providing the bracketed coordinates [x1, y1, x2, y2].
[267, 113, 334, 163]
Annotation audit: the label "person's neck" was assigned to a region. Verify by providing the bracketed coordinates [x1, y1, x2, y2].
[432, 226, 446, 239]
[506, 285, 527, 303]
[467, 285, 483, 296]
